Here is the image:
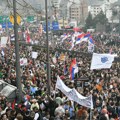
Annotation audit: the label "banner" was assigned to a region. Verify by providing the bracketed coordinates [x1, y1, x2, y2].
[90, 53, 117, 70]
[1, 37, 8, 47]
[32, 52, 38, 59]
[56, 76, 93, 109]
[20, 58, 27, 66]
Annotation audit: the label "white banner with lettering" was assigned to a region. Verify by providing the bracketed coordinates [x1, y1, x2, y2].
[56, 76, 93, 109]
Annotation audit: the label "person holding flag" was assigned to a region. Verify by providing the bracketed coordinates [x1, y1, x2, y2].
[69, 58, 78, 80]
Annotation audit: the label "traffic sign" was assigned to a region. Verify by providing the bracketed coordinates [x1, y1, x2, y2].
[2, 22, 13, 28]
[27, 16, 34, 22]
[9, 15, 21, 25]
[0, 16, 9, 24]
[52, 21, 59, 30]
[43, 22, 51, 32]
[9, 15, 14, 24]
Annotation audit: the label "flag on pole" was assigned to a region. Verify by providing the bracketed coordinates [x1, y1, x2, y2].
[75, 33, 85, 45]
[69, 58, 78, 80]
[89, 36, 94, 44]
[81, 33, 90, 42]
[69, 40, 75, 51]
[88, 36, 94, 53]
[90, 53, 117, 70]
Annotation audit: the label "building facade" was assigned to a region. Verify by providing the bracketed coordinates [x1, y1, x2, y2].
[69, 0, 88, 26]
[88, 5, 102, 18]
[88, 0, 118, 20]
[80, 0, 88, 25]
[69, 4, 81, 21]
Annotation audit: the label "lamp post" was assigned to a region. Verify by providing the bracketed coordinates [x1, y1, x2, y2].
[45, 0, 51, 95]
[13, 0, 22, 102]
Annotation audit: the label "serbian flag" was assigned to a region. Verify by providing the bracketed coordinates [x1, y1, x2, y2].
[69, 58, 78, 80]
[75, 33, 85, 45]
[84, 33, 91, 37]
[69, 40, 75, 51]
[89, 36, 94, 44]
[79, 33, 91, 43]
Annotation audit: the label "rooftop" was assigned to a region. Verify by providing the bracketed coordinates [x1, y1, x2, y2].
[87, 0, 105, 6]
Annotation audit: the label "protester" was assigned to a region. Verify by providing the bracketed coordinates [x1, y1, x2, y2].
[0, 29, 119, 120]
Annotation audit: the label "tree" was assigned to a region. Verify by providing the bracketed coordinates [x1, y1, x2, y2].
[85, 12, 93, 29]
[93, 10, 108, 25]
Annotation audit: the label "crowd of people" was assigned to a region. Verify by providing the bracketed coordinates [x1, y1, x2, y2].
[0, 29, 120, 120]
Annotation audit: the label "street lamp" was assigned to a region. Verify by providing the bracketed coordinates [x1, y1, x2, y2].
[45, 0, 51, 95]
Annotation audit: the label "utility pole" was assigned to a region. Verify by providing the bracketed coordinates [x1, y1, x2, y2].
[63, 16, 64, 28]
[119, 5, 120, 35]
[13, 0, 22, 102]
[45, 0, 51, 95]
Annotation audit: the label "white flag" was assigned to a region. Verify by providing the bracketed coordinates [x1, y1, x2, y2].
[90, 53, 117, 70]
[56, 76, 93, 109]
[32, 52, 38, 59]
